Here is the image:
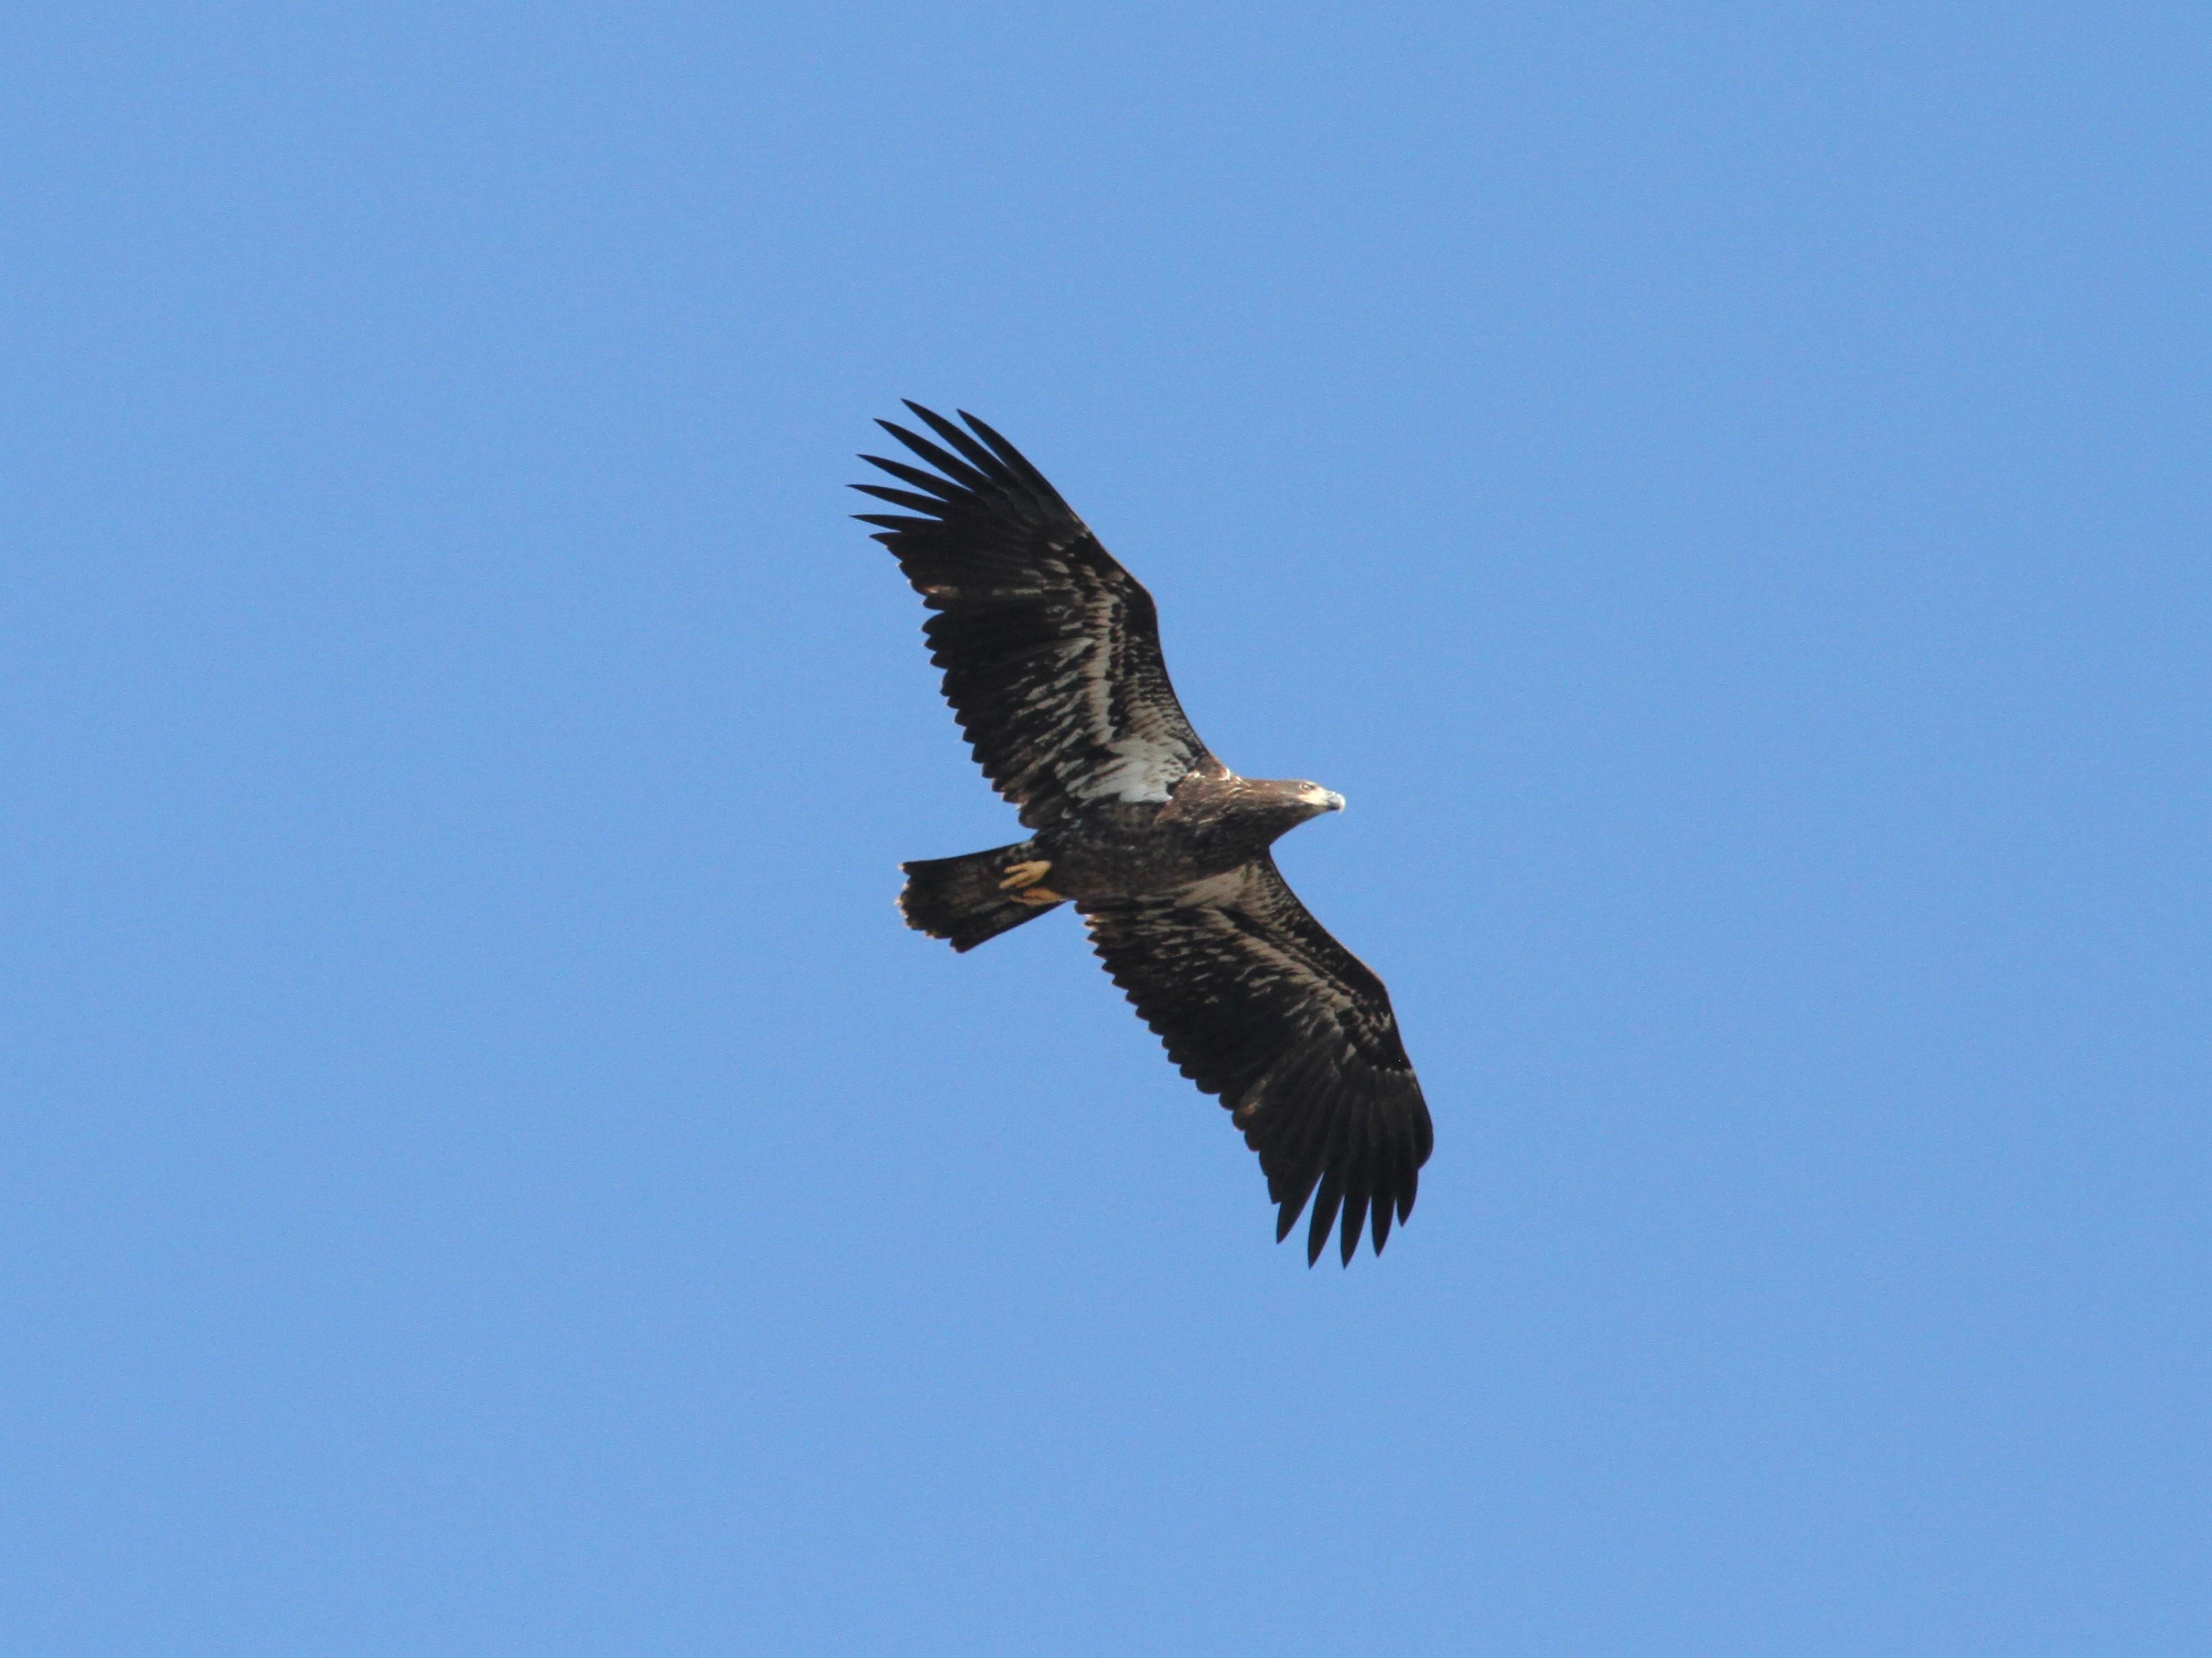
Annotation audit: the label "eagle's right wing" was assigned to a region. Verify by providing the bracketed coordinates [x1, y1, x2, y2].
[854, 404, 1211, 830]
[1079, 857, 1434, 1265]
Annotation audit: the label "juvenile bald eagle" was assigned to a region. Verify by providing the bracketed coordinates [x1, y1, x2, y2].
[856, 404, 1433, 1265]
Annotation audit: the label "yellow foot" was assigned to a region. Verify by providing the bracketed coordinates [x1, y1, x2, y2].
[999, 859, 1063, 905]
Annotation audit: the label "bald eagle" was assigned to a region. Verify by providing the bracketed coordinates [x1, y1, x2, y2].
[856, 404, 1433, 1265]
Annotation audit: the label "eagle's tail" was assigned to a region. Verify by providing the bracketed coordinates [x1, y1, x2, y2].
[898, 842, 1064, 952]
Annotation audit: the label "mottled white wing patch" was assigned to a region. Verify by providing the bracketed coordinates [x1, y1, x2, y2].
[1074, 736, 1192, 803]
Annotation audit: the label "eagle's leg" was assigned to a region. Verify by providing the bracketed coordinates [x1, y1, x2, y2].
[998, 859, 1063, 904]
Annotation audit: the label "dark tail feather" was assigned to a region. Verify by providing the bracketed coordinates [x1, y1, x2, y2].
[898, 843, 1063, 952]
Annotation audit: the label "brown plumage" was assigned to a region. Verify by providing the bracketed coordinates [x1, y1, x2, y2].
[856, 403, 1433, 1264]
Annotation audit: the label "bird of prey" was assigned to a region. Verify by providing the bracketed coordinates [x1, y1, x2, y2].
[855, 404, 1433, 1265]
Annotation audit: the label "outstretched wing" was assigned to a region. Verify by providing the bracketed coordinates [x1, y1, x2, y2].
[854, 404, 1211, 829]
[1080, 857, 1434, 1265]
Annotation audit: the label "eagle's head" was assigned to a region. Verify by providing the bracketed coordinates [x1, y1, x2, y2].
[1293, 781, 1347, 817]
[1250, 778, 1345, 827]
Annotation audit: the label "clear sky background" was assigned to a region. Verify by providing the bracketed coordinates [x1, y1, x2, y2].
[5, 5, 2207, 1653]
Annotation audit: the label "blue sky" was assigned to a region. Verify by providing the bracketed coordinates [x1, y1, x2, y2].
[5, 4, 2206, 1652]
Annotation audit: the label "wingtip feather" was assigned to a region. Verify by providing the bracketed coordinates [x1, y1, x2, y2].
[903, 402, 1011, 482]
[876, 418, 990, 489]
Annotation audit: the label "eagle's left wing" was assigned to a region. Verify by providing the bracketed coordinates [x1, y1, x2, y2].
[1079, 857, 1433, 1265]
[853, 404, 1211, 830]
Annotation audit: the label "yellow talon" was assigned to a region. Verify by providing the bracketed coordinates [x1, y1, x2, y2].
[1010, 884, 1063, 906]
[998, 859, 1054, 891]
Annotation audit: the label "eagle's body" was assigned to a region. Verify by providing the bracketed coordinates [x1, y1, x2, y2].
[856, 404, 1433, 1265]
[977, 766, 1344, 902]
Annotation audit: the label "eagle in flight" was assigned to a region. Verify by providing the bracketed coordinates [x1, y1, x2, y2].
[856, 404, 1433, 1265]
